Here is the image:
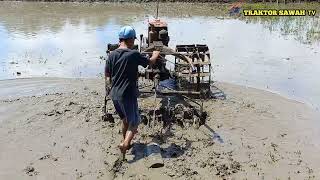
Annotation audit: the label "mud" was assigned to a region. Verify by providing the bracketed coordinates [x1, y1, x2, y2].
[24, 166, 39, 177]
[0, 78, 319, 179]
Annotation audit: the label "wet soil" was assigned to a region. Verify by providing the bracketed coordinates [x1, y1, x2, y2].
[0, 78, 319, 179]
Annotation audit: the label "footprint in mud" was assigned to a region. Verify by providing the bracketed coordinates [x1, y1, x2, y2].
[215, 161, 241, 177]
[165, 162, 198, 178]
[24, 166, 39, 176]
[39, 154, 51, 160]
[39, 154, 58, 161]
[110, 157, 127, 178]
[44, 109, 63, 116]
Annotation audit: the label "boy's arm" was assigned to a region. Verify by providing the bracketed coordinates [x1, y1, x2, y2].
[136, 51, 161, 67]
[148, 51, 160, 65]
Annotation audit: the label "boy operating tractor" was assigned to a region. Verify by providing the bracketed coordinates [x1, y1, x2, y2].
[105, 26, 160, 156]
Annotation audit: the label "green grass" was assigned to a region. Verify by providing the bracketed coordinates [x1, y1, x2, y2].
[242, 2, 320, 11]
[239, 2, 320, 44]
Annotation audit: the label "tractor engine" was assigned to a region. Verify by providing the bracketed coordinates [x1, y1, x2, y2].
[106, 18, 212, 129]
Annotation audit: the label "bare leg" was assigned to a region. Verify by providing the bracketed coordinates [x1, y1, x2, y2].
[118, 128, 137, 154]
[122, 119, 128, 140]
[123, 129, 137, 147]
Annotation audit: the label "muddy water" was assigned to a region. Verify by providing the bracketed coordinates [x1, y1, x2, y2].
[0, 2, 320, 111]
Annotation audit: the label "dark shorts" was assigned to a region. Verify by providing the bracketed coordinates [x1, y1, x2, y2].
[112, 97, 140, 131]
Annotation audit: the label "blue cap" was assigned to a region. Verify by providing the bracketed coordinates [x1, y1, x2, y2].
[118, 26, 136, 40]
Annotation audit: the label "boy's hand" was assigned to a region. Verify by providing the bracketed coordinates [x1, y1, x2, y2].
[149, 50, 161, 65]
[152, 50, 160, 58]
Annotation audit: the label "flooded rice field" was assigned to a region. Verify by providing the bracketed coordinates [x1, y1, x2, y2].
[0, 1, 320, 111]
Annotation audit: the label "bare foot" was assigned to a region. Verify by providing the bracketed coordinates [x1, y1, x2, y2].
[118, 143, 127, 161]
[118, 142, 134, 151]
[118, 143, 127, 154]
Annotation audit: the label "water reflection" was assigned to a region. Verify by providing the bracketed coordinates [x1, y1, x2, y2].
[0, 2, 319, 111]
